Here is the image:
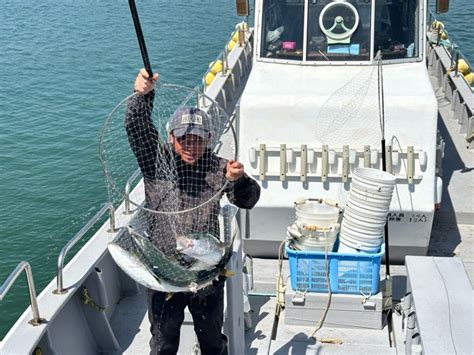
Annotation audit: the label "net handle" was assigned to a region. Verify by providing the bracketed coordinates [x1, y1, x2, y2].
[128, 0, 153, 78]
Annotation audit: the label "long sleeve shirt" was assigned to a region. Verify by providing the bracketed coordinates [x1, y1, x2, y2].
[124, 91, 260, 252]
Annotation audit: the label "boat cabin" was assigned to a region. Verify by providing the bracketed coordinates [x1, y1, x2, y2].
[258, 0, 422, 64]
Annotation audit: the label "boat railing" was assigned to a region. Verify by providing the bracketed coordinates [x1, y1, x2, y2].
[0, 261, 44, 326]
[427, 10, 474, 147]
[124, 168, 141, 215]
[201, 23, 248, 91]
[428, 10, 473, 89]
[201, 23, 253, 113]
[53, 202, 117, 294]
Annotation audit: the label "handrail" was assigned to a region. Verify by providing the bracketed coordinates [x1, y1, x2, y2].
[53, 203, 117, 294]
[0, 261, 44, 326]
[202, 23, 250, 90]
[124, 168, 141, 214]
[428, 9, 473, 70]
[427, 9, 474, 147]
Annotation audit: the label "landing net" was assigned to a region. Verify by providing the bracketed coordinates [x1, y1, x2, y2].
[315, 59, 383, 147]
[100, 83, 237, 291]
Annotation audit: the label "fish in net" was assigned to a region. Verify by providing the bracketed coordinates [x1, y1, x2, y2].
[100, 83, 238, 292]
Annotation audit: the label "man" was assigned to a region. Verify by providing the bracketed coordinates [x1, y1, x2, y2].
[125, 68, 260, 355]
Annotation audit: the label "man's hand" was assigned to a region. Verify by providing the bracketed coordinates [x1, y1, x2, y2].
[134, 68, 159, 95]
[226, 160, 244, 182]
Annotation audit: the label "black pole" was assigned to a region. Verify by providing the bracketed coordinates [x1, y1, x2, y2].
[128, 0, 153, 78]
[381, 138, 391, 277]
[377, 51, 390, 277]
[378, 54, 393, 347]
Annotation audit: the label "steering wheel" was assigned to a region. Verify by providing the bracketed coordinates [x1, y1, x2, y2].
[319, 1, 359, 44]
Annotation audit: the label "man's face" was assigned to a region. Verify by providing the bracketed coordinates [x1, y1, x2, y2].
[170, 133, 208, 165]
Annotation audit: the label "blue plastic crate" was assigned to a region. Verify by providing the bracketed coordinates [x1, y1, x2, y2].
[286, 241, 384, 295]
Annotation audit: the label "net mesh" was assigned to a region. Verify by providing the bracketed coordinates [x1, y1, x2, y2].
[100, 83, 237, 291]
[315, 62, 383, 147]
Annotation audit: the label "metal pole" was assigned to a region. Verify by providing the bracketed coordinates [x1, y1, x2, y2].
[454, 51, 459, 77]
[125, 169, 141, 215]
[238, 27, 245, 47]
[222, 46, 228, 76]
[54, 203, 116, 294]
[0, 261, 44, 326]
[377, 52, 391, 277]
[107, 204, 117, 233]
[377, 51, 394, 347]
[381, 140, 391, 276]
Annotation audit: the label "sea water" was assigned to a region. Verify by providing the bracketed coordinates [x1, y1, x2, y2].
[0, 0, 242, 339]
[1, 0, 472, 340]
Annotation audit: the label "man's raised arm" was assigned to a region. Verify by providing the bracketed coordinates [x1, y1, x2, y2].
[125, 69, 160, 179]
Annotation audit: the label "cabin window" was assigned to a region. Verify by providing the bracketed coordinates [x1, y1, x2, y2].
[260, 0, 305, 61]
[306, 0, 372, 62]
[374, 0, 419, 60]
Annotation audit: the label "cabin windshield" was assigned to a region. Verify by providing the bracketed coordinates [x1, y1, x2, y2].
[259, 0, 420, 63]
[307, 0, 372, 61]
[374, 0, 419, 59]
[260, 0, 305, 60]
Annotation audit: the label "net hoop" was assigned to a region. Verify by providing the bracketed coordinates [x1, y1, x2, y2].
[99, 83, 237, 216]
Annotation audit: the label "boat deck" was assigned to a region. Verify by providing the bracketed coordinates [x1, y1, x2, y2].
[109, 213, 472, 354]
[110, 265, 403, 355]
[108, 67, 473, 354]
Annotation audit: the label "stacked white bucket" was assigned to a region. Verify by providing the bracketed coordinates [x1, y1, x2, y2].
[339, 167, 396, 254]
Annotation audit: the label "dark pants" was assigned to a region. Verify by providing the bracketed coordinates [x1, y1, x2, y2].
[147, 277, 228, 355]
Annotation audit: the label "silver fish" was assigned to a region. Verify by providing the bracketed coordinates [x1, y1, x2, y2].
[176, 233, 226, 270]
[107, 243, 194, 292]
[108, 229, 215, 292]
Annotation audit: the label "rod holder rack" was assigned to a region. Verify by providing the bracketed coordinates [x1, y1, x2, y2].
[249, 144, 425, 182]
[53, 203, 117, 295]
[1, 261, 45, 326]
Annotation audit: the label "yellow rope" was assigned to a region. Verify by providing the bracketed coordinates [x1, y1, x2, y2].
[81, 287, 106, 312]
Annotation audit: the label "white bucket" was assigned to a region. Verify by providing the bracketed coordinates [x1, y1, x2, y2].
[347, 196, 389, 214]
[353, 167, 396, 185]
[337, 167, 394, 253]
[343, 208, 387, 225]
[295, 220, 340, 235]
[341, 224, 382, 238]
[287, 223, 338, 252]
[349, 193, 392, 209]
[295, 202, 339, 228]
[349, 189, 393, 207]
[342, 212, 386, 231]
[352, 180, 395, 195]
[346, 201, 388, 219]
[337, 241, 359, 254]
[352, 175, 395, 194]
[340, 231, 382, 248]
[340, 236, 381, 253]
[341, 221, 383, 237]
[351, 181, 395, 197]
[293, 234, 336, 252]
[351, 185, 394, 200]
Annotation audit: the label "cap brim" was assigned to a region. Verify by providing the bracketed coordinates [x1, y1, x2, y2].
[172, 126, 209, 139]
